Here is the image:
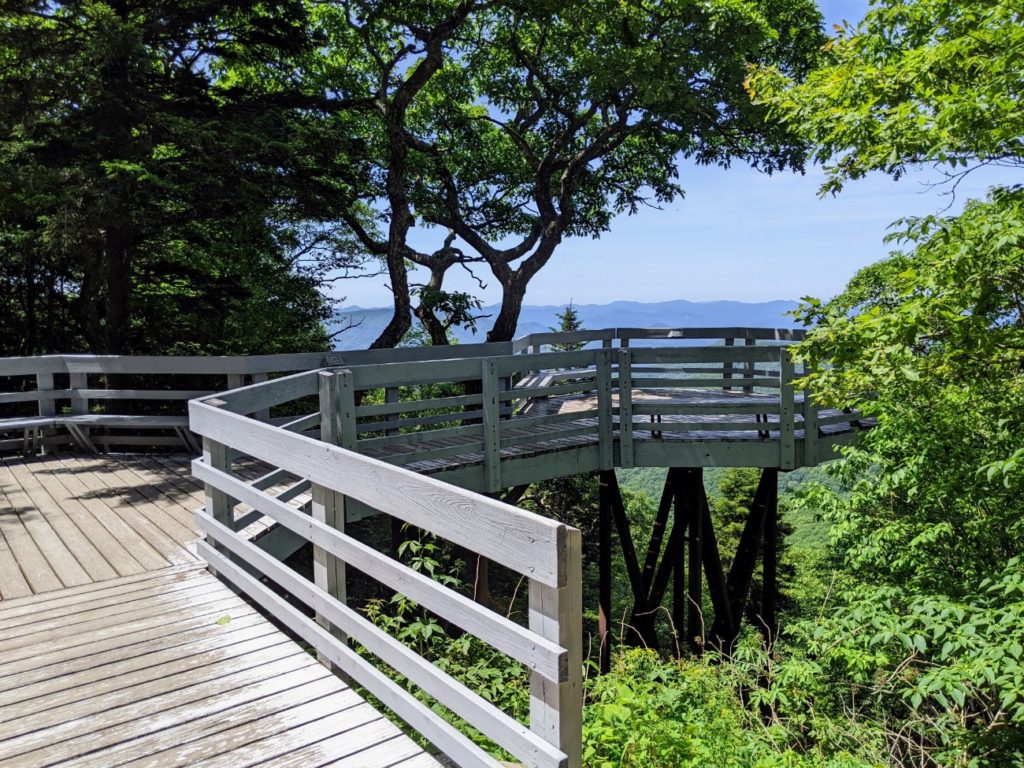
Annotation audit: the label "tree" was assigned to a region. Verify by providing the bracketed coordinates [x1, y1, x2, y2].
[297, 0, 824, 347]
[749, 0, 1024, 762]
[748, 0, 1024, 195]
[550, 302, 584, 351]
[0, 1, 357, 355]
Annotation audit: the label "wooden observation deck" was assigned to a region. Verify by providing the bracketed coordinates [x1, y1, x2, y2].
[0, 327, 866, 767]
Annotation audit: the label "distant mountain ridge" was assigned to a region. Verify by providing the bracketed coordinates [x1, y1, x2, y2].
[331, 298, 802, 350]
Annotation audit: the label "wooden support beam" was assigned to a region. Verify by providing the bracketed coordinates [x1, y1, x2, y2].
[761, 482, 779, 642]
[640, 473, 674, 594]
[598, 472, 613, 674]
[721, 468, 777, 648]
[685, 469, 704, 652]
[700, 495, 735, 650]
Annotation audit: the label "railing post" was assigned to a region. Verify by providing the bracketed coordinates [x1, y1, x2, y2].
[595, 349, 614, 470]
[529, 527, 583, 768]
[385, 386, 400, 437]
[69, 372, 88, 415]
[779, 349, 796, 470]
[744, 337, 756, 393]
[723, 337, 734, 391]
[316, 371, 350, 659]
[250, 373, 271, 422]
[617, 348, 634, 468]
[36, 372, 55, 418]
[481, 358, 501, 492]
[201, 433, 234, 561]
[34, 371, 55, 454]
[802, 358, 818, 466]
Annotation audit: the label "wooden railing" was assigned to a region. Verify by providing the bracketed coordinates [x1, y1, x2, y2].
[2, 329, 858, 472]
[319, 337, 845, 478]
[189, 374, 582, 768]
[0, 343, 509, 454]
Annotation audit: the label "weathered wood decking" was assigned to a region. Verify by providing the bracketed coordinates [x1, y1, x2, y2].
[0, 455, 441, 768]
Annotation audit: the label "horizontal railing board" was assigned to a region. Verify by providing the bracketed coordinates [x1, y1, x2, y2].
[206, 370, 320, 415]
[630, 421, 776, 433]
[631, 402, 780, 416]
[496, 350, 595, 377]
[75, 389, 214, 400]
[0, 356, 68, 376]
[0, 390, 70, 404]
[348, 362, 485, 389]
[278, 412, 322, 433]
[622, 377, 780, 389]
[198, 542, 507, 768]
[617, 327, 805, 341]
[197, 526, 566, 768]
[356, 393, 482, 418]
[326, 341, 511, 367]
[60, 353, 327, 375]
[189, 400, 568, 587]
[630, 347, 783, 364]
[357, 410, 484, 435]
[193, 462, 566, 682]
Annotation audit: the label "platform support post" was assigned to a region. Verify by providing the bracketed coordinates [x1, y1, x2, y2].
[761, 488, 779, 642]
[684, 469, 704, 652]
[598, 472, 613, 673]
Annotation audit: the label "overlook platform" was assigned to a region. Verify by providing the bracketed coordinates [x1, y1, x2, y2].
[0, 327, 870, 767]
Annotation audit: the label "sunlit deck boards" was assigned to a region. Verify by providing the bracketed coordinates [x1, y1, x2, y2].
[0, 565, 441, 768]
[0, 454, 204, 600]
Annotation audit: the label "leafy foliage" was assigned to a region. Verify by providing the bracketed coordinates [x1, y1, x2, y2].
[749, 0, 1024, 194]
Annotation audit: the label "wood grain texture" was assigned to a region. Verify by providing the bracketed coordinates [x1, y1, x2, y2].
[0, 567, 440, 768]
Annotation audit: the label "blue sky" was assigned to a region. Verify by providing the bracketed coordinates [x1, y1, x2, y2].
[335, 0, 1012, 310]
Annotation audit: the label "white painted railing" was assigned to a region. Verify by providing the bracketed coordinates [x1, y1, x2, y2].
[189, 378, 583, 768]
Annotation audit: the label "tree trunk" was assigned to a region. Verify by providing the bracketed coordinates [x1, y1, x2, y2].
[103, 227, 132, 354]
[486, 275, 526, 342]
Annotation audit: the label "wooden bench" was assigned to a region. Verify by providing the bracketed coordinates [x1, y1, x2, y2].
[0, 414, 197, 455]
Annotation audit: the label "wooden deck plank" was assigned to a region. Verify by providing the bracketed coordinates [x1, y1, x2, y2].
[0, 463, 92, 589]
[0, 646, 314, 763]
[0, 566, 434, 768]
[321, 732, 425, 767]
[54, 453, 198, 542]
[5, 457, 145, 578]
[0, 477, 65, 594]
[0, 630, 293, 733]
[1, 460, 119, 583]
[18, 456, 170, 575]
[186, 706, 387, 768]
[92, 455, 200, 529]
[146, 453, 205, 490]
[0, 604, 261, 693]
[257, 721, 410, 768]
[0, 576, 233, 654]
[46, 453, 195, 568]
[0, 562, 201, 616]
[0, 590, 260, 673]
[0, 611, 273, 708]
[13, 667, 336, 768]
[0, 566, 215, 632]
[0, 526, 31, 600]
